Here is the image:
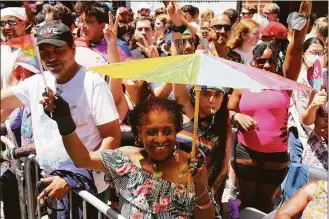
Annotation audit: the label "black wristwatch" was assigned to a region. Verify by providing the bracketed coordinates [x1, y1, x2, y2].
[171, 25, 187, 34]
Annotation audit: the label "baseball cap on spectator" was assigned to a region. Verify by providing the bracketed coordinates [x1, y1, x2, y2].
[261, 21, 288, 39]
[252, 13, 269, 29]
[0, 7, 27, 21]
[104, 2, 113, 12]
[137, 2, 151, 11]
[117, 7, 128, 14]
[36, 20, 73, 46]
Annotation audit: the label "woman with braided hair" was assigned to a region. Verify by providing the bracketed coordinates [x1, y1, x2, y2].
[228, 1, 312, 213]
[227, 18, 260, 65]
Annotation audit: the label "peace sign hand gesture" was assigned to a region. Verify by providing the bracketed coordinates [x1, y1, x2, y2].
[136, 35, 159, 58]
[104, 11, 119, 45]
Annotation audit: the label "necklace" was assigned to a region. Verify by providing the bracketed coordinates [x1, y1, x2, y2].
[140, 148, 188, 178]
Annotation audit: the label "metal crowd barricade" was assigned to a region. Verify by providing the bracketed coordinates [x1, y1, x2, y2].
[1, 135, 27, 219]
[24, 155, 126, 219]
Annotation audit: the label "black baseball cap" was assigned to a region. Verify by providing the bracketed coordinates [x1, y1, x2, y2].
[36, 20, 73, 46]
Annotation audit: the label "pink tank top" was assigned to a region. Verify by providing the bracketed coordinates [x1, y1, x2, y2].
[238, 89, 290, 153]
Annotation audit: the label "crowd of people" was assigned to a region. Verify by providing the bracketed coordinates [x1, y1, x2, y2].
[0, 1, 327, 219]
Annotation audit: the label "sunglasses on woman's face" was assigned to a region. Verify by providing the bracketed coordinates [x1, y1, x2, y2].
[182, 37, 194, 45]
[0, 20, 18, 27]
[212, 24, 231, 32]
[256, 58, 275, 65]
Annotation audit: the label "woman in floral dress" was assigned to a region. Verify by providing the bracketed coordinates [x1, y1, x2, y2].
[40, 95, 218, 218]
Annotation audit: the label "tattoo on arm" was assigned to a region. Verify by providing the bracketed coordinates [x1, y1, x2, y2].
[14, 143, 36, 159]
[174, 39, 184, 55]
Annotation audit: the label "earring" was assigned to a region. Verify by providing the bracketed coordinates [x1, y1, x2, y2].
[135, 136, 143, 148]
[173, 143, 180, 163]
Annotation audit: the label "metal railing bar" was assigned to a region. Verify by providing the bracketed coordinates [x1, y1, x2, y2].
[73, 190, 126, 219]
[83, 200, 87, 219]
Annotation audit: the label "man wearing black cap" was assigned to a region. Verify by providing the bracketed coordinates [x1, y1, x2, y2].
[1, 21, 121, 208]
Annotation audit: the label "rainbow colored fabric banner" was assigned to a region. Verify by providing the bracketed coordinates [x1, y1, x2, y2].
[6, 34, 41, 73]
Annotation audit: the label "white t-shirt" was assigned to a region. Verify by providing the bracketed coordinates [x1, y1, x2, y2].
[11, 66, 119, 193]
[233, 48, 253, 65]
[1, 45, 21, 89]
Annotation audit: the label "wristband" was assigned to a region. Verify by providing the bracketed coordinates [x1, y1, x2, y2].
[232, 112, 240, 122]
[171, 25, 187, 34]
[56, 117, 76, 136]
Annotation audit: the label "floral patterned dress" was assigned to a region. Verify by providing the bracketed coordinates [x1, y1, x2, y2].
[100, 150, 201, 219]
[302, 180, 328, 219]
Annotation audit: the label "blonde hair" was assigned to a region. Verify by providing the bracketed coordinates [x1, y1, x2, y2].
[242, 4, 257, 13]
[227, 19, 259, 49]
[313, 17, 328, 39]
[155, 14, 170, 26]
[200, 9, 215, 26]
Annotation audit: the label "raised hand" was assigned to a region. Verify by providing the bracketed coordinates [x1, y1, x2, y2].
[136, 35, 159, 58]
[104, 11, 119, 45]
[166, 1, 183, 27]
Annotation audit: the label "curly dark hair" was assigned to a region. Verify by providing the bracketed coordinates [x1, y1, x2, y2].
[253, 42, 280, 64]
[182, 5, 197, 18]
[223, 8, 239, 25]
[130, 99, 185, 137]
[52, 3, 75, 28]
[74, 1, 109, 23]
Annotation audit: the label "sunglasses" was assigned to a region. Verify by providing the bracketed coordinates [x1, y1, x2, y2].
[201, 27, 210, 31]
[241, 12, 254, 16]
[0, 20, 18, 27]
[212, 24, 231, 32]
[182, 37, 194, 45]
[256, 58, 275, 65]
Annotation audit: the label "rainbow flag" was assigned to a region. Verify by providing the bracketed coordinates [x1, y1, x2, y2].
[6, 34, 41, 73]
[176, 130, 214, 156]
